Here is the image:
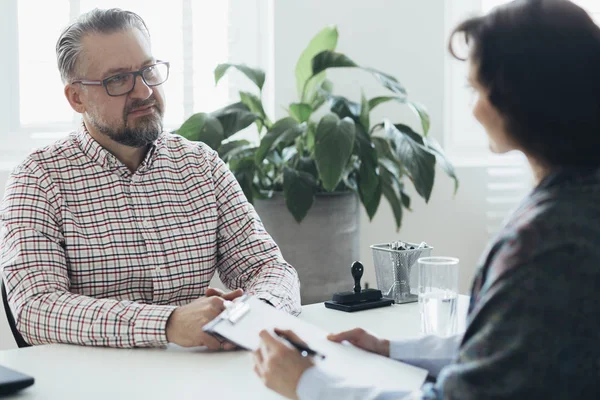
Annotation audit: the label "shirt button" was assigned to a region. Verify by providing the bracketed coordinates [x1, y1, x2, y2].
[155, 266, 160, 273]
[143, 219, 152, 229]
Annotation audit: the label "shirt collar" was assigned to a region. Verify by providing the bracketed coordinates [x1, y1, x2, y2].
[74, 123, 165, 176]
[536, 166, 600, 192]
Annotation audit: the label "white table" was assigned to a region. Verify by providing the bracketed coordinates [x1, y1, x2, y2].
[0, 297, 469, 400]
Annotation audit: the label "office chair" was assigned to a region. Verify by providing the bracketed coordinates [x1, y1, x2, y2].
[1, 280, 30, 348]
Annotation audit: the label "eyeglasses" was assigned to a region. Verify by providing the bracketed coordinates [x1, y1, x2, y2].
[71, 61, 170, 97]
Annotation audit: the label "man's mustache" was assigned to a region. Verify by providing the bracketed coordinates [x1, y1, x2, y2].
[125, 97, 162, 115]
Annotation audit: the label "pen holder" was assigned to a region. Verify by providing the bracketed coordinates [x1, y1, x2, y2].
[370, 241, 433, 304]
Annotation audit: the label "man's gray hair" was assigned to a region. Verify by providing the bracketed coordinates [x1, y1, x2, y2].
[56, 8, 150, 83]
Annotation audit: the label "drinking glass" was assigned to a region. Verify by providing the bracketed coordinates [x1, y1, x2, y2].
[418, 257, 459, 337]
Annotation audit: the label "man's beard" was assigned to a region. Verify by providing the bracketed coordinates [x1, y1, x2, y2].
[88, 97, 164, 148]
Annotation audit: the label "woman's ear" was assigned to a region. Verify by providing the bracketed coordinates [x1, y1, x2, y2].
[64, 84, 86, 114]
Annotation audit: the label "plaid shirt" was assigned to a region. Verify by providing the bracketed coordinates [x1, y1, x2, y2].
[0, 126, 301, 348]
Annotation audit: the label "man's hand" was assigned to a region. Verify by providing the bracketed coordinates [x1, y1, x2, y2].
[327, 328, 390, 357]
[253, 329, 314, 400]
[205, 287, 244, 301]
[166, 296, 236, 350]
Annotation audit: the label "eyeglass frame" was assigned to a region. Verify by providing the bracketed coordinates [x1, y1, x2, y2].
[70, 60, 170, 97]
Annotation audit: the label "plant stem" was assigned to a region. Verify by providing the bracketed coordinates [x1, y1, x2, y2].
[301, 74, 315, 104]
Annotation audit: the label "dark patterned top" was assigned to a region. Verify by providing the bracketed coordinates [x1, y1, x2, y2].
[421, 167, 600, 399]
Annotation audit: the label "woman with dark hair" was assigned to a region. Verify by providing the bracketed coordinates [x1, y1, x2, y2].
[251, 0, 600, 398]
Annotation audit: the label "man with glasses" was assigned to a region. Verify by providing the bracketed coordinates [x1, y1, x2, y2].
[0, 8, 300, 349]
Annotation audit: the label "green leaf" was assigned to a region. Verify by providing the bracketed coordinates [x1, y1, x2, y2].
[367, 95, 407, 111]
[310, 51, 358, 76]
[380, 167, 403, 231]
[408, 101, 430, 135]
[358, 159, 382, 219]
[282, 147, 298, 163]
[305, 121, 317, 153]
[424, 136, 459, 194]
[210, 102, 257, 138]
[218, 139, 250, 161]
[354, 125, 381, 219]
[266, 150, 284, 166]
[296, 156, 319, 180]
[252, 184, 272, 201]
[283, 166, 317, 223]
[231, 155, 256, 203]
[309, 79, 334, 111]
[367, 97, 428, 137]
[177, 112, 224, 150]
[229, 148, 257, 170]
[393, 123, 425, 144]
[235, 170, 254, 203]
[401, 190, 411, 210]
[359, 91, 370, 131]
[214, 63, 266, 91]
[239, 91, 268, 132]
[373, 137, 405, 181]
[377, 150, 405, 202]
[296, 26, 338, 100]
[328, 95, 360, 120]
[275, 123, 306, 150]
[341, 157, 359, 193]
[372, 137, 396, 162]
[314, 114, 356, 191]
[365, 67, 407, 97]
[289, 103, 313, 123]
[343, 173, 358, 192]
[255, 117, 301, 163]
[385, 120, 436, 202]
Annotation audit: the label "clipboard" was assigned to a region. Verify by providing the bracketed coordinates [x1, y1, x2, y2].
[203, 295, 255, 350]
[202, 295, 428, 392]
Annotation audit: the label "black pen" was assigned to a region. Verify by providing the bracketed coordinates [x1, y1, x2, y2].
[276, 331, 326, 360]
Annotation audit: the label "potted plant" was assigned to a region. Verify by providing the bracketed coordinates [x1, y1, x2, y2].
[177, 26, 458, 304]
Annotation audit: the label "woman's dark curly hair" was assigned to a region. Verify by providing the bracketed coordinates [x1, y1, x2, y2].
[449, 0, 600, 167]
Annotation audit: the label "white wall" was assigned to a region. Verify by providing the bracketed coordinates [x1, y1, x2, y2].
[270, 0, 489, 293]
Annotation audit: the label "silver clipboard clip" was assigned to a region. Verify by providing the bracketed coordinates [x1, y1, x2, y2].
[202, 294, 253, 349]
[220, 295, 251, 325]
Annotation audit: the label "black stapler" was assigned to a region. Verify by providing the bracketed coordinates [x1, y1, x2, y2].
[324, 261, 394, 312]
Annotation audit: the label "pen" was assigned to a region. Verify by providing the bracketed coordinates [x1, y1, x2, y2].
[275, 331, 326, 360]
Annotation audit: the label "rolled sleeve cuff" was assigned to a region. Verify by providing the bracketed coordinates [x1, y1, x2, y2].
[253, 291, 302, 316]
[133, 304, 177, 347]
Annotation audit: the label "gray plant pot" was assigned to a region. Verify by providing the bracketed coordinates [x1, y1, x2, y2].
[253, 191, 359, 305]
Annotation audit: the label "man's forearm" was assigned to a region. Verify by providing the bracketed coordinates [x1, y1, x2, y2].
[16, 291, 176, 347]
[247, 261, 301, 315]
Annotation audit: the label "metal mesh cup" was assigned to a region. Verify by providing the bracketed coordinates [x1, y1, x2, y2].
[370, 242, 433, 304]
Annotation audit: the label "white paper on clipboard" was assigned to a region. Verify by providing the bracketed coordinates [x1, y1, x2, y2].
[203, 295, 428, 392]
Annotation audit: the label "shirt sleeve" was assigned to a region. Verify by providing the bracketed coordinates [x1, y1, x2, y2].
[297, 365, 414, 400]
[294, 335, 460, 400]
[209, 150, 301, 315]
[389, 335, 461, 377]
[0, 161, 176, 347]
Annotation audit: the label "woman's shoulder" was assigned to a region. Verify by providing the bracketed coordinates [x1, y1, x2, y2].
[479, 180, 600, 293]
[505, 175, 600, 246]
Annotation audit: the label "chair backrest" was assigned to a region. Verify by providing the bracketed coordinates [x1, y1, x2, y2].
[1, 280, 30, 348]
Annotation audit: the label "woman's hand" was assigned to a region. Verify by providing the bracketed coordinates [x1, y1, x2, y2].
[328, 328, 390, 357]
[253, 328, 315, 400]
